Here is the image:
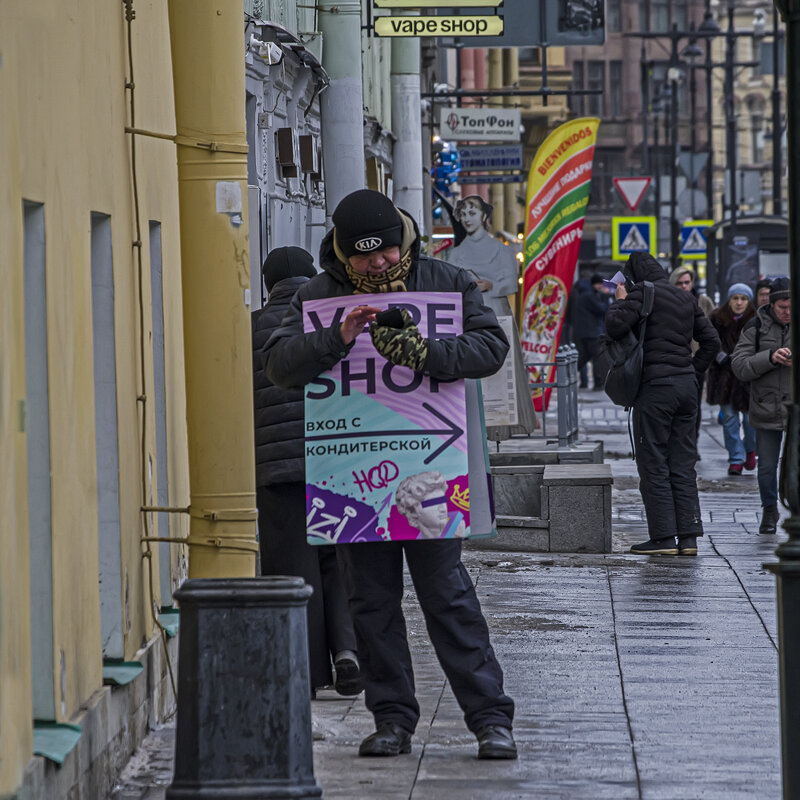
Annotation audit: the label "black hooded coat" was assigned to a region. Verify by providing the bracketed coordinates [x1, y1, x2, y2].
[605, 252, 719, 384]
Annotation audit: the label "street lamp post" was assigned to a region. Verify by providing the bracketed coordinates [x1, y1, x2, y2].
[766, 0, 800, 796]
[772, 8, 784, 216]
[724, 0, 738, 238]
[682, 27, 704, 221]
[668, 27, 681, 271]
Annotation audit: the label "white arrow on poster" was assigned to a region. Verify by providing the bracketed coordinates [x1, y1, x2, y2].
[613, 177, 652, 212]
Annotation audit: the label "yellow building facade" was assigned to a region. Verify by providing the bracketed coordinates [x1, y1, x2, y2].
[0, 1, 190, 794]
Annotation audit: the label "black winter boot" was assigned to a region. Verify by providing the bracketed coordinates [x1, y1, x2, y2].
[759, 506, 780, 535]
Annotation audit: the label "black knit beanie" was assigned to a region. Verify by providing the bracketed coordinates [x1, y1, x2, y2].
[261, 246, 316, 293]
[332, 189, 403, 258]
[769, 276, 790, 303]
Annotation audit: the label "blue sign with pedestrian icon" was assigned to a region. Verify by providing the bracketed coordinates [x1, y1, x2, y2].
[612, 217, 656, 260]
[680, 220, 713, 260]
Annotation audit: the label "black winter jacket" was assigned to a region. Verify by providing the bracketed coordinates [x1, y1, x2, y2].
[574, 282, 612, 339]
[263, 214, 509, 391]
[605, 252, 719, 383]
[252, 276, 310, 487]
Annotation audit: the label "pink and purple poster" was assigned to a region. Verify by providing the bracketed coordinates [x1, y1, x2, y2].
[302, 292, 471, 544]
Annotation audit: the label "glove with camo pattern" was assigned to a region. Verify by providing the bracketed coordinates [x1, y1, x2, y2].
[369, 308, 429, 372]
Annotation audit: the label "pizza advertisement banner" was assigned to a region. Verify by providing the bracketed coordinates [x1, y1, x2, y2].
[302, 292, 474, 545]
[521, 118, 600, 411]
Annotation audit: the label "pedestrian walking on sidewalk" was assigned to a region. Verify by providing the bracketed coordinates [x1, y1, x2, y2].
[263, 189, 517, 760]
[731, 277, 792, 535]
[670, 265, 716, 448]
[574, 273, 613, 390]
[706, 283, 757, 477]
[606, 252, 719, 556]
[755, 277, 773, 308]
[253, 246, 362, 697]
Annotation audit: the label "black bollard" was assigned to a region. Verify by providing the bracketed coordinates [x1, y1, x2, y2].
[166, 576, 322, 799]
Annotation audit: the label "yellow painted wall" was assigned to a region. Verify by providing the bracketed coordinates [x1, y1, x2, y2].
[0, 23, 34, 794]
[0, 0, 189, 792]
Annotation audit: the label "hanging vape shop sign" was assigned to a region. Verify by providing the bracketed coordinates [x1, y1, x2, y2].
[438, 108, 521, 143]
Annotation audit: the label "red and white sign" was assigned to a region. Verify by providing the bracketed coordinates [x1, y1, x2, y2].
[613, 177, 652, 213]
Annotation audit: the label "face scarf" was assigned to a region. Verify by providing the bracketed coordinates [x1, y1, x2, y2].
[342, 246, 413, 294]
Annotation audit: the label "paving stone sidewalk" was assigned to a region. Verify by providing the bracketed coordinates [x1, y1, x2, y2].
[110, 391, 786, 800]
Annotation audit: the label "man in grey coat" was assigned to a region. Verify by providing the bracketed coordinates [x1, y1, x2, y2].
[263, 189, 516, 760]
[731, 277, 792, 534]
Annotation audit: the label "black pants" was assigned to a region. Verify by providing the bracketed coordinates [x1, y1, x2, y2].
[258, 482, 356, 689]
[337, 540, 514, 735]
[577, 337, 609, 388]
[633, 376, 704, 541]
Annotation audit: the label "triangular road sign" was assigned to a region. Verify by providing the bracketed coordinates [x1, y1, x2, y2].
[682, 227, 707, 253]
[620, 224, 649, 251]
[613, 177, 652, 212]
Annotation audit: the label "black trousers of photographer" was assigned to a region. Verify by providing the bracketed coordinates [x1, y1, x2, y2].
[337, 539, 515, 735]
[633, 375, 705, 541]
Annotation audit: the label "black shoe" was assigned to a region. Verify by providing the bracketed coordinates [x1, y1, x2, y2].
[630, 537, 679, 555]
[477, 726, 518, 760]
[358, 723, 412, 757]
[678, 535, 698, 556]
[759, 505, 780, 535]
[333, 652, 363, 696]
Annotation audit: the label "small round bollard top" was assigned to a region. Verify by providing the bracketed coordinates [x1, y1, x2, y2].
[174, 576, 313, 608]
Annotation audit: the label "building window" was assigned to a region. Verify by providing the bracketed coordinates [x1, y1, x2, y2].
[570, 60, 585, 116]
[587, 60, 605, 117]
[759, 39, 786, 76]
[606, 0, 621, 33]
[651, 0, 669, 32]
[609, 62, 623, 118]
[748, 97, 766, 162]
[673, 0, 689, 32]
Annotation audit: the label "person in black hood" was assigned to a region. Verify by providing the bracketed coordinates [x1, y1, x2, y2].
[263, 189, 516, 761]
[605, 252, 719, 555]
[252, 246, 361, 697]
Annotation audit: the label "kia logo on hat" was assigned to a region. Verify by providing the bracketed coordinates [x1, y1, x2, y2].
[354, 236, 383, 252]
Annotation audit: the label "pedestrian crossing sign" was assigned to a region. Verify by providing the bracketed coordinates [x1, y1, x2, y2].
[680, 219, 714, 260]
[612, 217, 656, 260]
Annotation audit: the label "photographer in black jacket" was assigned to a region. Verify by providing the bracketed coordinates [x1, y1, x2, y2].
[605, 252, 719, 555]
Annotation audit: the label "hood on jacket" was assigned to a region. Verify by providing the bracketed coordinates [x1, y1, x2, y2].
[319, 207, 420, 282]
[623, 251, 669, 286]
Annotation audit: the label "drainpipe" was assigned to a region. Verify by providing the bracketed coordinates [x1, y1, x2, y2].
[503, 48, 521, 236]
[391, 20, 424, 230]
[167, 0, 258, 578]
[319, 0, 366, 218]
[488, 48, 505, 222]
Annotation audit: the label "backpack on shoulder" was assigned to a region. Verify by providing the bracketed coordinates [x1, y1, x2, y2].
[602, 281, 655, 409]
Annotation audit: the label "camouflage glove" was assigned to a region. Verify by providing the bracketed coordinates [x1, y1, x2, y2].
[369, 308, 429, 372]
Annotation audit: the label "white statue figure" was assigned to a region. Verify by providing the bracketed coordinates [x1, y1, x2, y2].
[446, 195, 520, 316]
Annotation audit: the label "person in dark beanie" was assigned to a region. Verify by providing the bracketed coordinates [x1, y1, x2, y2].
[263, 189, 516, 760]
[755, 277, 773, 308]
[606, 252, 719, 556]
[252, 246, 362, 697]
[732, 276, 792, 534]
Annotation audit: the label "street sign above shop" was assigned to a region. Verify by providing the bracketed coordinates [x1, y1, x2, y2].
[458, 173, 525, 184]
[459, 145, 524, 172]
[438, 108, 521, 142]
[374, 15, 502, 37]
[375, 0, 501, 5]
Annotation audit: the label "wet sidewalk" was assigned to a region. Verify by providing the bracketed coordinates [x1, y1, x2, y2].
[111, 391, 785, 799]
